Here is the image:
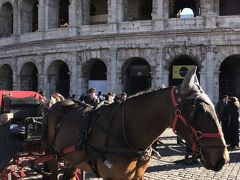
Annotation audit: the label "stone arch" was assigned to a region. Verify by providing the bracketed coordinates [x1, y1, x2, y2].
[20, 0, 38, 33]
[219, 54, 240, 98]
[169, 0, 200, 18]
[214, 47, 240, 73]
[77, 49, 109, 76]
[168, 54, 200, 86]
[121, 57, 152, 95]
[0, 2, 13, 37]
[47, 60, 70, 98]
[163, 46, 204, 71]
[0, 64, 13, 90]
[117, 48, 157, 70]
[81, 58, 107, 94]
[20, 62, 38, 91]
[117, 48, 157, 92]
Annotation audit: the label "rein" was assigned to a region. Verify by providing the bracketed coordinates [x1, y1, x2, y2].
[170, 87, 224, 156]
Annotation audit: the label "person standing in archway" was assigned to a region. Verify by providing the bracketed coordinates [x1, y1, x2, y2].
[216, 95, 229, 122]
[222, 96, 240, 149]
[216, 95, 229, 143]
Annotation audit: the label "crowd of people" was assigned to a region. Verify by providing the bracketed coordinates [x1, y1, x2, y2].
[78, 88, 127, 108]
[216, 95, 240, 149]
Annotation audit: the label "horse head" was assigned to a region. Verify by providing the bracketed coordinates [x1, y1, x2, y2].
[172, 66, 229, 171]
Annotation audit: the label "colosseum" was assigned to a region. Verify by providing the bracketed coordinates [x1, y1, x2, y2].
[0, 0, 239, 103]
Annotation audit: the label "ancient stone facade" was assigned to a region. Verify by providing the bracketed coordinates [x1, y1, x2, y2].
[0, 0, 240, 103]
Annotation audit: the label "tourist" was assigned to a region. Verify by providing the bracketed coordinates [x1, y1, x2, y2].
[222, 96, 240, 149]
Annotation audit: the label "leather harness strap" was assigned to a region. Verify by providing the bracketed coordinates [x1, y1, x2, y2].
[170, 87, 223, 153]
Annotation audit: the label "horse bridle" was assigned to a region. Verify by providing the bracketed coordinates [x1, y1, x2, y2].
[170, 87, 224, 164]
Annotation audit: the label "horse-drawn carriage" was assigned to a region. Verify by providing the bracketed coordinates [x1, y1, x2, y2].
[0, 90, 46, 179]
[0, 67, 230, 180]
[0, 91, 84, 180]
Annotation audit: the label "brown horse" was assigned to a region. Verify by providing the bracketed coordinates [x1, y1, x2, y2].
[43, 67, 229, 180]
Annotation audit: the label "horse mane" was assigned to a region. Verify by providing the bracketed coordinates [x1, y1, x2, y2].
[128, 86, 167, 99]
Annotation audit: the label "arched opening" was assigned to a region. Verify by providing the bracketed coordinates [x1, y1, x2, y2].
[219, 55, 240, 98]
[0, 2, 13, 37]
[90, 60, 107, 80]
[169, 55, 199, 86]
[21, 0, 38, 33]
[58, 0, 69, 27]
[139, 0, 152, 20]
[0, 64, 13, 90]
[169, 0, 200, 18]
[20, 62, 38, 91]
[32, 1, 38, 31]
[48, 60, 70, 98]
[90, 0, 108, 25]
[122, 58, 151, 95]
[82, 59, 107, 94]
[126, 0, 152, 21]
[219, 0, 240, 16]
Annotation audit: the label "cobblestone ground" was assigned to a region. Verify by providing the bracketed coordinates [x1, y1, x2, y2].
[85, 128, 240, 180]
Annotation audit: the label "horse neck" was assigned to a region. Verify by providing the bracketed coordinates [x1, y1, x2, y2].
[125, 88, 174, 149]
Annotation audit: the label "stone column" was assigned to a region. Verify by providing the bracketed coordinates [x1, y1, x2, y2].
[37, 55, 45, 93]
[13, 7, 20, 35]
[45, 0, 58, 29]
[213, 0, 219, 15]
[77, 0, 83, 26]
[109, 48, 117, 92]
[12, 59, 18, 90]
[38, 0, 45, 31]
[117, 0, 127, 22]
[77, 55, 87, 96]
[155, 49, 164, 87]
[152, 0, 164, 31]
[108, 0, 118, 33]
[69, 53, 78, 96]
[82, 0, 90, 25]
[38, 73, 45, 93]
[108, 0, 117, 23]
[42, 59, 50, 98]
[163, 70, 169, 87]
[213, 70, 220, 104]
[199, 71, 207, 92]
[205, 46, 216, 101]
[69, 0, 78, 36]
[200, 0, 216, 28]
[44, 73, 50, 98]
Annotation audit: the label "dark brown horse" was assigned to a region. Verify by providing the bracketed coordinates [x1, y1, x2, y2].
[43, 67, 229, 180]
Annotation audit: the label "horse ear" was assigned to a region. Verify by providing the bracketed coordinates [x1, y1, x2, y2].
[180, 66, 197, 95]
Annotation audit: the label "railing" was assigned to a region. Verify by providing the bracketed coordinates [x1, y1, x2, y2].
[166, 16, 204, 30]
